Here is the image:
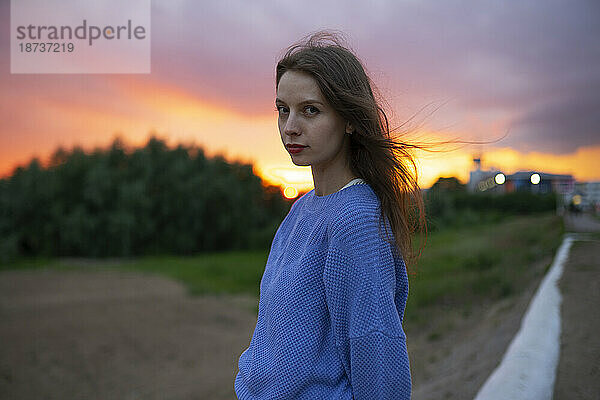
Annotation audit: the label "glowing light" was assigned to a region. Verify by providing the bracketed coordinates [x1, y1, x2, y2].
[572, 195, 582, 205]
[283, 186, 298, 199]
[495, 173, 506, 185]
[530, 173, 541, 185]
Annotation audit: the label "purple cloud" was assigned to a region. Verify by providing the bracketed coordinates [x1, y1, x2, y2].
[2, 0, 599, 154]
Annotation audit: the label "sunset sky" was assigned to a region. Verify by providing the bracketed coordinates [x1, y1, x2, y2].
[1, 1, 598, 191]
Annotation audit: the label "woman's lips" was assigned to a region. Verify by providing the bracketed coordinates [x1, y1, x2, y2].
[286, 145, 307, 154]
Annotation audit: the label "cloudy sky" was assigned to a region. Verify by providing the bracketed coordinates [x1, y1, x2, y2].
[1, 0, 598, 189]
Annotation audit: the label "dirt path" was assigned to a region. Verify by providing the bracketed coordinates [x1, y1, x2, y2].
[0, 269, 257, 400]
[564, 212, 600, 233]
[1, 266, 545, 400]
[554, 217, 600, 399]
[1, 267, 541, 400]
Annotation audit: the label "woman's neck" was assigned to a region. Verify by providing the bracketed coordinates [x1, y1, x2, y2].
[311, 168, 358, 197]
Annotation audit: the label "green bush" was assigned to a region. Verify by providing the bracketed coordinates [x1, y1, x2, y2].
[425, 177, 557, 231]
[0, 136, 291, 262]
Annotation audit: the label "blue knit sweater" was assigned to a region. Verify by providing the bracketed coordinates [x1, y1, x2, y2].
[235, 183, 411, 399]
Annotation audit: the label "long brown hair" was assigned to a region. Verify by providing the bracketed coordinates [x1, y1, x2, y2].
[276, 30, 426, 270]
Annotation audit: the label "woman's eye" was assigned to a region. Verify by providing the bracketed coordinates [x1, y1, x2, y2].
[305, 106, 319, 115]
[274, 105, 318, 115]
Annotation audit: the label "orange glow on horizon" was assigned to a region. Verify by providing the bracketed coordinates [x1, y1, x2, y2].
[3, 138, 599, 191]
[257, 145, 600, 190]
[0, 76, 597, 190]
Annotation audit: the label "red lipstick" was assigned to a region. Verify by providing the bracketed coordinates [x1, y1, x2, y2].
[286, 144, 307, 154]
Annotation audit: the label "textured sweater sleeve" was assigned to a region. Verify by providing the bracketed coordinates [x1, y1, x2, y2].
[323, 208, 412, 400]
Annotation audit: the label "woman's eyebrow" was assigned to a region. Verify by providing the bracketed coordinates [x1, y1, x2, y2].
[275, 98, 324, 106]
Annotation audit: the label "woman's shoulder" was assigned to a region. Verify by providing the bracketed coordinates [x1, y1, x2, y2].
[326, 185, 383, 241]
[280, 187, 311, 213]
[332, 184, 380, 219]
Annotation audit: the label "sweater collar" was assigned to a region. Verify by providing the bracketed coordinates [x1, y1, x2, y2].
[301, 181, 371, 213]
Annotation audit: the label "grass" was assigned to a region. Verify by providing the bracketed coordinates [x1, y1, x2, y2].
[2, 250, 269, 297]
[2, 213, 564, 318]
[405, 213, 564, 323]
[112, 251, 269, 296]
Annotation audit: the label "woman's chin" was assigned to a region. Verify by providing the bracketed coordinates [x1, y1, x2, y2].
[290, 157, 310, 167]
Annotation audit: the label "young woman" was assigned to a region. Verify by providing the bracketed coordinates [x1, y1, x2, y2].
[235, 31, 424, 400]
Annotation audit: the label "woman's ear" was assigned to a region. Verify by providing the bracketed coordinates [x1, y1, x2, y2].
[345, 122, 354, 134]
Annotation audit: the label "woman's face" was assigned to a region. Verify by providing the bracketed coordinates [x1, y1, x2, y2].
[275, 70, 352, 169]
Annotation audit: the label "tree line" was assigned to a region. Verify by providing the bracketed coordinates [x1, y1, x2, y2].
[425, 177, 557, 230]
[0, 140, 557, 263]
[0, 136, 291, 263]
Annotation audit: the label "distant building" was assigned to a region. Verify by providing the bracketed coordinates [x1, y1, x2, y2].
[467, 155, 574, 195]
[467, 155, 504, 193]
[504, 171, 574, 195]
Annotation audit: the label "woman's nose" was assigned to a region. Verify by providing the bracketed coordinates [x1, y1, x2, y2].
[283, 112, 301, 136]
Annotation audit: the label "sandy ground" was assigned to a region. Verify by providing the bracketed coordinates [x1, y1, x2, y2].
[0, 261, 551, 400]
[0, 269, 257, 400]
[554, 238, 600, 399]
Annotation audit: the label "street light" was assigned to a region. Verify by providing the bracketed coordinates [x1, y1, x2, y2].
[530, 173, 541, 185]
[495, 173, 505, 185]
